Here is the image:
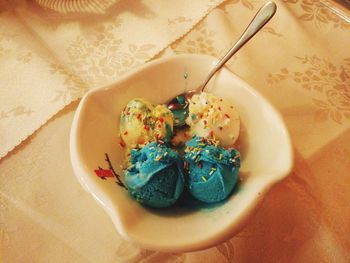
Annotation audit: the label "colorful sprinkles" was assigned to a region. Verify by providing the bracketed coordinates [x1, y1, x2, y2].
[116, 94, 241, 200]
[185, 136, 241, 183]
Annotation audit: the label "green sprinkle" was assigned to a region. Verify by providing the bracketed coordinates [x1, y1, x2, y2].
[201, 176, 207, 182]
[209, 167, 216, 175]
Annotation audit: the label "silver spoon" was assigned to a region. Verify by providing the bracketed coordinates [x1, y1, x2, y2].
[168, 1, 277, 126]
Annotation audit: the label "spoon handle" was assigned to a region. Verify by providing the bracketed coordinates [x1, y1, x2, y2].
[200, 1, 277, 91]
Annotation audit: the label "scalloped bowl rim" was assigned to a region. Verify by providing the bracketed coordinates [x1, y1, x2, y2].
[70, 54, 293, 252]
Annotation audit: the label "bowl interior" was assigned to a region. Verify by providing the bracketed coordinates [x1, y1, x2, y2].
[70, 54, 293, 252]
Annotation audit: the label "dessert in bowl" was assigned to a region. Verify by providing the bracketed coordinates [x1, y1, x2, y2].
[70, 54, 293, 252]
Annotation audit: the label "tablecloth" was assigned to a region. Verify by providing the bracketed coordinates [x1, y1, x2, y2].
[1, 0, 350, 262]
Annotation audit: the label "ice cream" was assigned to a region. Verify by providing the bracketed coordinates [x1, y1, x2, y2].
[170, 127, 192, 147]
[167, 94, 189, 126]
[124, 142, 184, 208]
[186, 92, 240, 147]
[184, 136, 240, 203]
[120, 98, 174, 148]
[119, 93, 242, 207]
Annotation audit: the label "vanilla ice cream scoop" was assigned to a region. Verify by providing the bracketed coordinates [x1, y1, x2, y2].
[120, 98, 173, 148]
[186, 92, 240, 147]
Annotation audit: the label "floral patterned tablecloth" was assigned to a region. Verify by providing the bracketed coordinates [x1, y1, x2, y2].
[0, 0, 350, 262]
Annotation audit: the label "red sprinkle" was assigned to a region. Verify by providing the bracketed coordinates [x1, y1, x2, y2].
[218, 106, 222, 111]
[119, 140, 126, 148]
[198, 163, 203, 169]
[159, 117, 164, 123]
[136, 113, 141, 120]
[144, 125, 150, 131]
[224, 113, 230, 119]
[168, 103, 181, 110]
[184, 162, 188, 169]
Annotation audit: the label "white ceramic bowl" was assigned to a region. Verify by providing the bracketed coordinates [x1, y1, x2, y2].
[70, 54, 293, 252]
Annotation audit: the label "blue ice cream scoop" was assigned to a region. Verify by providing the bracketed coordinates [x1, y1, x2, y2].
[184, 136, 241, 203]
[125, 142, 184, 208]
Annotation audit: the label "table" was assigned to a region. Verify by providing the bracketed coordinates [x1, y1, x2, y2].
[1, 0, 350, 262]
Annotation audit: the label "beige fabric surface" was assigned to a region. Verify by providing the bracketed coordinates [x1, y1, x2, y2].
[1, 0, 350, 262]
[0, 0, 225, 158]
